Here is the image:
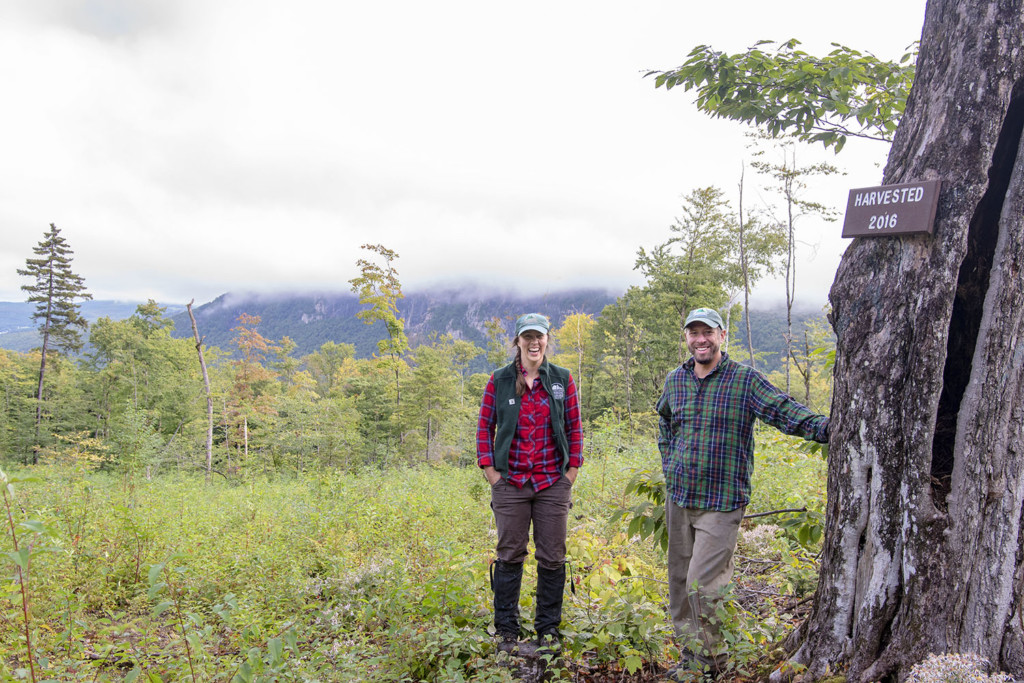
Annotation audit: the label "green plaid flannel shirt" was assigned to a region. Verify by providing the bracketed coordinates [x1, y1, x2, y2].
[656, 354, 830, 512]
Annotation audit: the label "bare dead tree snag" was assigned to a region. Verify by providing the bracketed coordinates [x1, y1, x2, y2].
[187, 300, 214, 483]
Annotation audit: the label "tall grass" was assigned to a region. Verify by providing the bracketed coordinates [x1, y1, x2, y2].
[0, 431, 826, 681]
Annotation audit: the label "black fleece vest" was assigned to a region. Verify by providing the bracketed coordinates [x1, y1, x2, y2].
[490, 360, 572, 479]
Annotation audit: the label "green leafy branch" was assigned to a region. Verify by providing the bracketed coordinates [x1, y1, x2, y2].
[613, 467, 827, 553]
[777, 509, 825, 550]
[611, 468, 669, 552]
[147, 557, 199, 682]
[2, 469, 59, 683]
[147, 558, 305, 683]
[649, 39, 917, 151]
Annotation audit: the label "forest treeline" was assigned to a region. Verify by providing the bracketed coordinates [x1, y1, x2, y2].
[0, 292, 825, 374]
[4, 182, 837, 473]
[0, 298, 833, 472]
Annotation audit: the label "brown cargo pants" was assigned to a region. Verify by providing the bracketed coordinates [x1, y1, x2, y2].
[490, 476, 573, 570]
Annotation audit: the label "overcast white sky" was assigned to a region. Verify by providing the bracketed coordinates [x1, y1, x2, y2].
[0, 0, 927, 309]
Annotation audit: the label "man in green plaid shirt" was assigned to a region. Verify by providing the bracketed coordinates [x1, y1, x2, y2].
[657, 307, 829, 679]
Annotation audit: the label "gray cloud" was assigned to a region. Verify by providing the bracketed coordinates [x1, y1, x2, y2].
[7, 0, 179, 39]
[1, 0, 925, 308]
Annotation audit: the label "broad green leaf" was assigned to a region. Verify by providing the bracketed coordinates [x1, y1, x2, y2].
[269, 637, 283, 664]
[5, 548, 29, 570]
[18, 520, 47, 534]
[233, 660, 253, 683]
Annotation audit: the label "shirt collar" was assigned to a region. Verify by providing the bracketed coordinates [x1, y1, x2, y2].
[519, 359, 548, 376]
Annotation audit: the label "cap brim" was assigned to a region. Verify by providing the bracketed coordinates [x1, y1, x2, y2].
[518, 325, 549, 335]
[685, 317, 722, 329]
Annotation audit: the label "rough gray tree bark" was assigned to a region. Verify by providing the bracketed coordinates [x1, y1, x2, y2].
[782, 2, 1024, 681]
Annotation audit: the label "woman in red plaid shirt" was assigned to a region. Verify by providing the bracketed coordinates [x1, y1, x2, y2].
[477, 312, 584, 652]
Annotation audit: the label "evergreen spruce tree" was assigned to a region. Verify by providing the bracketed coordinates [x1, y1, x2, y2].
[17, 223, 92, 461]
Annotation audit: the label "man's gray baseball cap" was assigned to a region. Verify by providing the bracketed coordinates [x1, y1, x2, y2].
[684, 307, 725, 330]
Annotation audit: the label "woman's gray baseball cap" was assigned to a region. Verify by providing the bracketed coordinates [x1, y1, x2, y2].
[515, 313, 550, 336]
[684, 307, 724, 329]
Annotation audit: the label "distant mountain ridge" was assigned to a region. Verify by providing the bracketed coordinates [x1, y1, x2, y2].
[168, 289, 618, 358]
[0, 290, 829, 375]
[0, 291, 618, 357]
[0, 300, 186, 353]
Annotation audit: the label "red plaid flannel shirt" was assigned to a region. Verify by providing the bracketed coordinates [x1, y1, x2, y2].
[477, 370, 583, 491]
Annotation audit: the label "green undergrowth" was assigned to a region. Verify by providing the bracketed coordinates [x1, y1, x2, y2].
[0, 430, 826, 682]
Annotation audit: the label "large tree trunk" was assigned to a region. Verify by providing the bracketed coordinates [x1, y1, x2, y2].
[790, 2, 1024, 681]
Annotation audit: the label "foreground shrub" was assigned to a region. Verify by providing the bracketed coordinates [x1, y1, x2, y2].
[907, 653, 1012, 683]
[0, 434, 827, 681]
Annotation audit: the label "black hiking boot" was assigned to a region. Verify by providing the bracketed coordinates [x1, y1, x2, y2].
[497, 631, 519, 654]
[491, 560, 523, 650]
[534, 564, 566, 643]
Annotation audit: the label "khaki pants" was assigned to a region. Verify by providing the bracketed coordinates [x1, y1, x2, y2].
[666, 502, 744, 662]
